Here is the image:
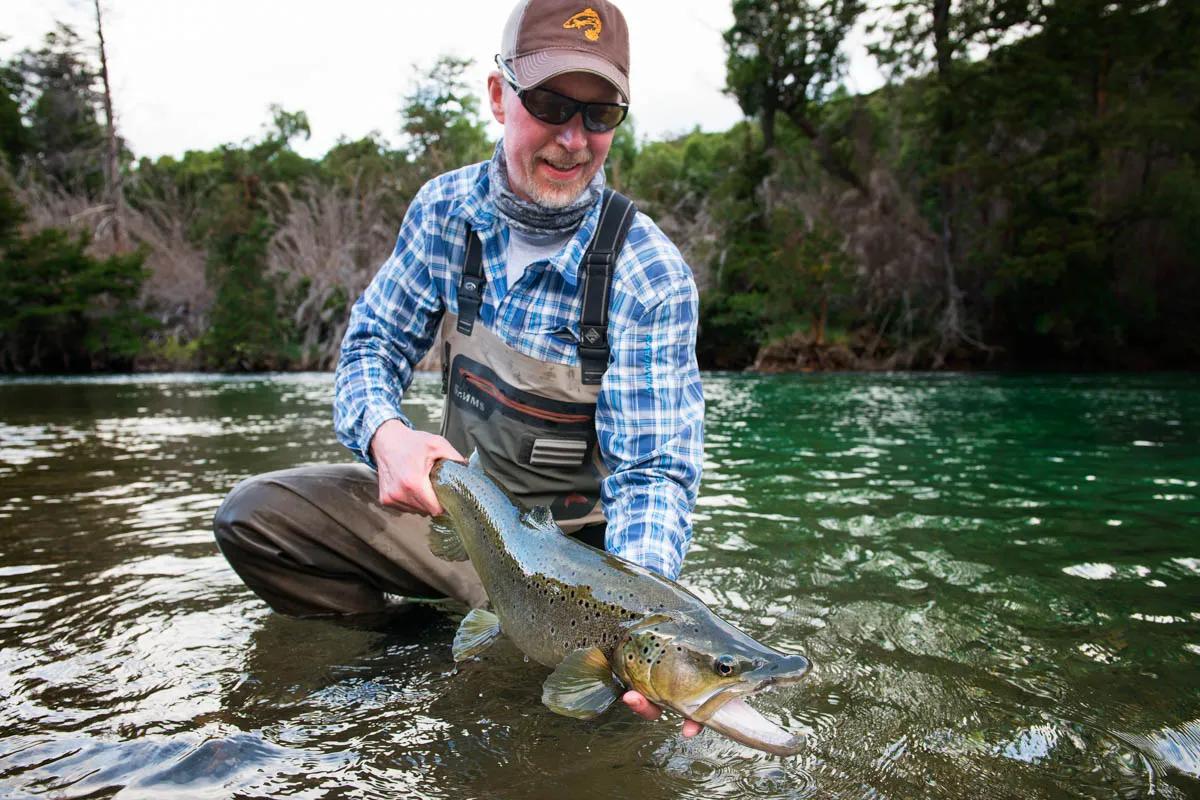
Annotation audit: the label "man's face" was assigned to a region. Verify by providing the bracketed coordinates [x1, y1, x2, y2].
[488, 70, 618, 208]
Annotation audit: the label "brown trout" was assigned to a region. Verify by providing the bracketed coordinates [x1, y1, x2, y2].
[430, 456, 812, 756]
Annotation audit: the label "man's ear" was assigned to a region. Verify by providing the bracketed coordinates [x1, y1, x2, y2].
[487, 72, 506, 124]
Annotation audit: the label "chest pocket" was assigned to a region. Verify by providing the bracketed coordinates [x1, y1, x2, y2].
[447, 354, 594, 468]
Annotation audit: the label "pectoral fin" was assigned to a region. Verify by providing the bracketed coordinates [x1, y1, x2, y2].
[428, 520, 469, 562]
[452, 608, 502, 661]
[541, 646, 620, 719]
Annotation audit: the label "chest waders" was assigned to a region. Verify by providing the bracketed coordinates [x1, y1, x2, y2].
[439, 188, 636, 542]
[210, 190, 637, 617]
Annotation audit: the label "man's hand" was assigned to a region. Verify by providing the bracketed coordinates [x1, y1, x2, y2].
[369, 420, 464, 516]
[622, 690, 703, 738]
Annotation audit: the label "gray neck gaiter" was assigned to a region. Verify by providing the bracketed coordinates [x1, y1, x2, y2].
[488, 141, 604, 237]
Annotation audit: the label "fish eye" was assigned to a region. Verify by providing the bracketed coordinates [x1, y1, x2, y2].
[714, 654, 737, 676]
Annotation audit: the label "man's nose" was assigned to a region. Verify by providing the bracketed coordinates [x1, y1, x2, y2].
[554, 114, 588, 152]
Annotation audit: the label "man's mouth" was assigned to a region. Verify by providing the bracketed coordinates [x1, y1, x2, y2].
[538, 157, 588, 182]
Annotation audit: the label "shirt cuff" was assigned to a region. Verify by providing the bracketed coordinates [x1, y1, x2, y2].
[611, 542, 683, 582]
[359, 402, 412, 468]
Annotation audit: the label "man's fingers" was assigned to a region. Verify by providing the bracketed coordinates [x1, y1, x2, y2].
[433, 439, 466, 463]
[418, 493, 444, 517]
[623, 691, 704, 738]
[622, 690, 662, 721]
[378, 493, 421, 515]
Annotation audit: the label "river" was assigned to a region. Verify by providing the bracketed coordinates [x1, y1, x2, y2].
[1, 372, 1198, 799]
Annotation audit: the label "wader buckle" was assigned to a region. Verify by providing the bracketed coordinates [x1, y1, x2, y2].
[456, 225, 485, 335]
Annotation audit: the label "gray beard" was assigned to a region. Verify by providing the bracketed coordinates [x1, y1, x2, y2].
[487, 141, 604, 237]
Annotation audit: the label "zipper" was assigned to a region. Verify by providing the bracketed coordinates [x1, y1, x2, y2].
[460, 369, 591, 424]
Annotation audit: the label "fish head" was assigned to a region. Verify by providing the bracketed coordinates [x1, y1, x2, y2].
[613, 612, 812, 756]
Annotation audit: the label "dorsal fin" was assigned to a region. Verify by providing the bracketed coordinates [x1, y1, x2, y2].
[521, 505, 561, 534]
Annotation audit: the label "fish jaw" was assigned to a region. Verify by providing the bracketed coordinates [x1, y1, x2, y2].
[682, 654, 812, 756]
[704, 697, 805, 756]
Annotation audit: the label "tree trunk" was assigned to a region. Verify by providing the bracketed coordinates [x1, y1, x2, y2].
[931, 0, 968, 362]
[813, 292, 828, 346]
[788, 111, 867, 195]
[762, 101, 776, 154]
[94, 0, 125, 250]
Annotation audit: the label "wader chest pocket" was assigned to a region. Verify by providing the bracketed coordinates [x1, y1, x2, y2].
[521, 437, 589, 467]
[447, 355, 596, 433]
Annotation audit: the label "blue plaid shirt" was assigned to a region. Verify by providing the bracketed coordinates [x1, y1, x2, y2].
[334, 159, 704, 580]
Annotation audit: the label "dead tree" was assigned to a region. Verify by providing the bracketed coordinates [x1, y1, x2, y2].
[94, 0, 125, 249]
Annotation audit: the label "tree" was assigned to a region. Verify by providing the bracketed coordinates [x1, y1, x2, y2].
[0, 40, 31, 168]
[399, 55, 492, 175]
[724, 0, 865, 189]
[0, 174, 149, 372]
[768, 214, 854, 345]
[16, 25, 106, 194]
[198, 107, 317, 370]
[94, 0, 125, 248]
[867, 0, 1044, 361]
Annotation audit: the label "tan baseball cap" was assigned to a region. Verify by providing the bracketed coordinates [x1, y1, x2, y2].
[500, 0, 631, 103]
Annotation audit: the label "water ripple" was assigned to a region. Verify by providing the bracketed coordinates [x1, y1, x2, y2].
[0, 373, 1198, 798]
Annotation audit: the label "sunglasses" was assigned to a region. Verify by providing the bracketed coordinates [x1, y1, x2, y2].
[495, 55, 629, 133]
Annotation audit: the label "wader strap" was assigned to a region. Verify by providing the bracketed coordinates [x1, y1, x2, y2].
[456, 226, 485, 336]
[578, 189, 637, 385]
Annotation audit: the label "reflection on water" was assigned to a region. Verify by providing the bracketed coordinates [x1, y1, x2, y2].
[1, 372, 1199, 799]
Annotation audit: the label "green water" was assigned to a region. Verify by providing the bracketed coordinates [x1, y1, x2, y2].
[1, 373, 1198, 799]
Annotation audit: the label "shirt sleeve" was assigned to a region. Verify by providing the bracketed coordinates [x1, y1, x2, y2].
[333, 190, 443, 466]
[597, 276, 704, 580]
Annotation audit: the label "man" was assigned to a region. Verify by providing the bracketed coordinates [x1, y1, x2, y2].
[214, 0, 704, 737]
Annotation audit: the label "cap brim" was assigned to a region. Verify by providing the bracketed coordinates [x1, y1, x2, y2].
[511, 49, 629, 104]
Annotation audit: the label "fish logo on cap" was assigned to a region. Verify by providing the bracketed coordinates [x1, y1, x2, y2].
[563, 7, 602, 41]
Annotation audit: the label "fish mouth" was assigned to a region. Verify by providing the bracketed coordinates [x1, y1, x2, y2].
[686, 659, 812, 757]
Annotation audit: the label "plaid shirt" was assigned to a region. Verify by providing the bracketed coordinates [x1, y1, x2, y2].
[334, 160, 704, 580]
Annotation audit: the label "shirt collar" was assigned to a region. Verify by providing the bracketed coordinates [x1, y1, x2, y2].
[449, 161, 497, 232]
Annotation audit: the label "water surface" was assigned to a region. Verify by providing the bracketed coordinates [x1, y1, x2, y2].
[1, 373, 1198, 798]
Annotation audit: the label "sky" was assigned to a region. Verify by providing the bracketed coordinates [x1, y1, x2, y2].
[3, 0, 884, 161]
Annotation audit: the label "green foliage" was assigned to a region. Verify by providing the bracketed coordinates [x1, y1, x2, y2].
[0, 55, 30, 168]
[0, 178, 151, 372]
[698, 291, 768, 369]
[764, 213, 854, 344]
[725, 0, 863, 151]
[2, 9, 1196, 375]
[144, 334, 201, 370]
[626, 126, 754, 220]
[867, 0, 1043, 79]
[604, 115, 638, 191]
[14, 25, 106, 193]
[942, 0, 1200, 365]
[321, 133, 408, 191]
[202, 209, 296, 370]
[399, 56, 492, 174]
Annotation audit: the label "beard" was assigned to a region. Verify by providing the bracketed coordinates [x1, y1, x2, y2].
[516, 145, 595, 209]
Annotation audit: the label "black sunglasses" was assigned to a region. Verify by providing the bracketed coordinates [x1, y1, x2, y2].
[495, 55, 628, 133]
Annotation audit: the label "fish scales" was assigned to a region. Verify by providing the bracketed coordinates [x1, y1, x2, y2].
[433, 459, 701, 668]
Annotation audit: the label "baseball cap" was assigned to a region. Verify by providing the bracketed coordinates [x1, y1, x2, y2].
[500, 0, 631, 103]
